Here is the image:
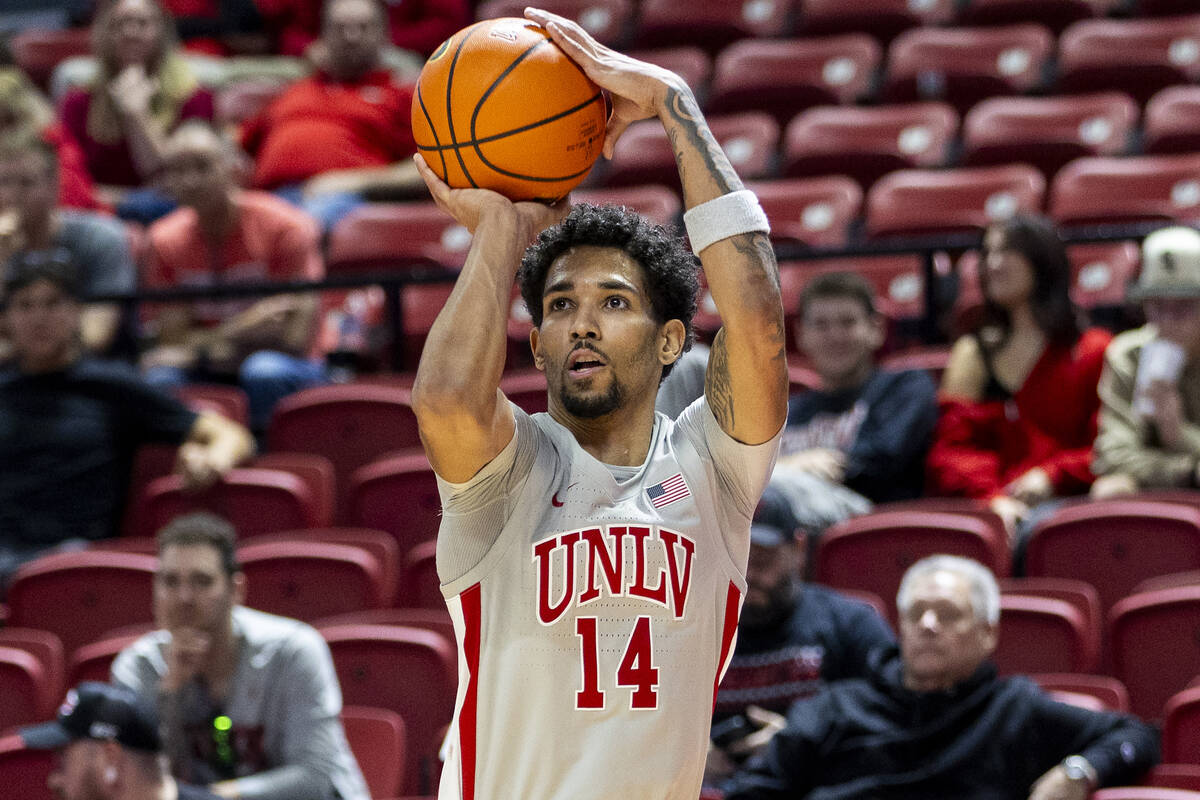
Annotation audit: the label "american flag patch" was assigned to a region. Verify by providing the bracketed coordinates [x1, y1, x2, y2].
[647, 473, 690, 508]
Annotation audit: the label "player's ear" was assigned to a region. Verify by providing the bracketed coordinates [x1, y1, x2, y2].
[658, 319, 685, 366]
[530, 327, 546, 371]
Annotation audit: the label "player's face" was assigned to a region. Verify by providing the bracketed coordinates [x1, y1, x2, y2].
[154, 544, 241, 636]
[740, 540, 800, 630]
[47, 741, 104, 800]
[798, 295, 882, 388]
[898, 570, 996, 692]
[532, 245, 671, 420]
[3, 278, 80, 372]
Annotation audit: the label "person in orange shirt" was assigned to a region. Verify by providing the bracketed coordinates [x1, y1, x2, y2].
[141, 122, 327, 430]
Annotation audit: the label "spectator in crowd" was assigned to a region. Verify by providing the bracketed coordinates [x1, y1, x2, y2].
[142, 122, 327, 432]
[60, 0, 215, 221]
[722, 554, 1160, 800]
[1093, 226, 1200, 497]
[240, 0, 420, 228]
[267, 0, 471, 60]
[20, 681, 221, 800]
[655, 341, 710, 418]
[112, 512, 370, 800]
[771, 272, 937, 531]
[0, 137, 135, 356]
[0, 251, 253, 582]
[927, 215, 1112, 535]
[0, 67, 99, 211]
[706, 485, 895, 783]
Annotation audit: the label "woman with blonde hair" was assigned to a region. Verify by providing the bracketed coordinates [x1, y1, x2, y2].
[0, 68, 99, 210]
[59, 0, 214, 218]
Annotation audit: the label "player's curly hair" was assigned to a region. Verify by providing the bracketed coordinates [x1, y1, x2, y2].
[517, 203, 700, 381]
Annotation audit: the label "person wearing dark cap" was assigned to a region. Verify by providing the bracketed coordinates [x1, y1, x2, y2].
[20, 681, 220, 800]
[0, 251, 253, 581]
[705, 485, 895, 785]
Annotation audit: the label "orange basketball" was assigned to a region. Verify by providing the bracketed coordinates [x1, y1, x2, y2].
[412, 17, 607, 202]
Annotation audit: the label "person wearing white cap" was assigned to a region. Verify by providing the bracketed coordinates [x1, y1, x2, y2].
[1093, 225, 1200, 496]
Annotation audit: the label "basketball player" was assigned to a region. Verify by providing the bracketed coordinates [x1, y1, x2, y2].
[411, 9, 788, 799]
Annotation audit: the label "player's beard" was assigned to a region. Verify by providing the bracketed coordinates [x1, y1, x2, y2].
[561, 378, 624, 418]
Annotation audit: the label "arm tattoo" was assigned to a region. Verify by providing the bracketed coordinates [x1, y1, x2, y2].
[664, 87, 742, 195]
[706, 329, 736, 431]
[732, 232, 780, 289]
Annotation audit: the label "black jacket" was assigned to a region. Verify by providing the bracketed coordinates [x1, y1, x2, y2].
[723, 650, 1159, 800]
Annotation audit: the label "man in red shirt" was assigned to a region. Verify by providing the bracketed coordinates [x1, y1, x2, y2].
[263, 0, 470, 59]
[142, 122, 327, 431]
[241, 0, 420, 228]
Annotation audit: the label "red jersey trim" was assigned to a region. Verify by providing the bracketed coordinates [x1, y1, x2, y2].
[460, 582, 482, 800]
[712, 581, 742, 711]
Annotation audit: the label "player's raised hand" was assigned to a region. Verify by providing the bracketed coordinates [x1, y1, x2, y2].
[415, 153, 568, 235]
[524, 7, 687, 158]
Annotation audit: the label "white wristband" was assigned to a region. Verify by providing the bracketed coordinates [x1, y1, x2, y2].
[682, 189, 771, 256]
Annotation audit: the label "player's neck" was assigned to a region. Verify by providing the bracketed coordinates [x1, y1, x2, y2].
[554, 403, 657, 467]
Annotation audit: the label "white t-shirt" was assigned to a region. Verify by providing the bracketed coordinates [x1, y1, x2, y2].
[435, 398, 781, 800]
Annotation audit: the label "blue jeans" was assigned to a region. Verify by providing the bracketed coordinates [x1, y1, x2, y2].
[145, 350, 329, 432]
[273, 184, 364, 232]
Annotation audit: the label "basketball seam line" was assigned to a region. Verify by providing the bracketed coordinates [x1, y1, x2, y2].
[416, 90, 603, 156]
[445, 26, 479, 188]
[415, 85, 450, 180]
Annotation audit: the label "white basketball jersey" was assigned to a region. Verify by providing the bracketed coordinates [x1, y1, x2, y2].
[435, 399, 780, 800]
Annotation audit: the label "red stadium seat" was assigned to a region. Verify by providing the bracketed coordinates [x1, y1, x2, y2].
[995, 594, 1097, 674]
[400, 540, 443, 611]
[877, 346, 953, 385]
[253, 528, 401, 605]
[175, 384, 251, 426]
[9, 28, 91, 89]
[0, 646, 52, 729]
[1164, 685, 1200, 765]
[342, 706, 408, 799]
[215, 80, 289, 127]
[1058, 16, 1200, 105]
[602, 112, 778, 189]
[1026, 500, 1200, 620]
[1148, 765, 1200, 793]
[746, 177, 863, 249]
[865, 164, 1045, 239]
[572, 185, 683, 229]
[347, 452, 442, 559]
[1049, 154, 1200, 227]
[135, 467, 326, 539]
[66, 626, 153, 687]
[705, 36, 881, 125]
[327, 202, 472, 273]
[998, 576, 1103, 651]
[7, 551, 157, 658]
[962, 92, 1137, 180]
[0, 628, 64, 718]
[814, 509, 1010, 626]
[787, 255, 929, 320]
[797, 0, 954, 43]
[322, 624, 457, 796]
[0, 734, 55, 800]
[248, 453, 338, 533]
[1136, 571, 1200, 594]
[498, 368, 549, 415]
[957, 0, 1115, 34]
[238, 540, 389, 622]
[782, 102, 958, 190]
[633, 0, 792, 54]
[882, 24, 1054, 114]
[1030, 673, 1130, 712]
[1145, 86, 1200, 155]
[267, 383, 422, 514]
[476, 0, 634, 46]
[316, 607, 454, 642]
[1110, 586, 1200, 721]
[625, 48, 713, 99]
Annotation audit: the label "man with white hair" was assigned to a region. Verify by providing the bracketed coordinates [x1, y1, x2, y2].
[1093, 225, 1200, 497]
[722, 555, 1159, 800]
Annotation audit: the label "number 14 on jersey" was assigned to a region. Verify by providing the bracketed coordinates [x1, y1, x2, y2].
[575, 616, 659, 710]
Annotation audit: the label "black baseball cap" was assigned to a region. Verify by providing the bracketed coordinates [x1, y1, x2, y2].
[750, 485, 798, 547]
[20, 682, 162, 753]
[1, 247, 82, 302]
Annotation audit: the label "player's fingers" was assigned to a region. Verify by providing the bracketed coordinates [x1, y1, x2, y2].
[603, 116, 631, 159]
[413, 153, 451, 204]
